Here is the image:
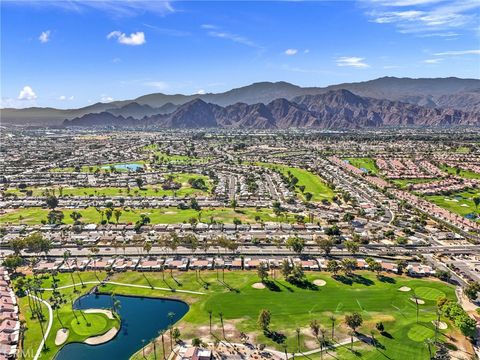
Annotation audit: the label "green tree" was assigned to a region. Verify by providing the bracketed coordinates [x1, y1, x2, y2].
[345, 312, 363, 333]
[258, 309, 271, 332]
[285, 236, 305, 254]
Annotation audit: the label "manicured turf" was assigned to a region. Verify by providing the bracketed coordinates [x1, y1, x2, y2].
[440, 165, 480, 180]
[256, 163, 335, 202]
[415, 287, 446, 301]
[16, 270, 461, 360]
[16, 271, 119, 360]
[50, 161, 147, 173]
[426, 188, 480, 219]
[2, 173, 212, 198]
[144, 144, 212, 164]
[407, 324, 436, 342]
[391, 178, 439, 189]
[343, 157, 379, 174]
[0, 206, 298, 225]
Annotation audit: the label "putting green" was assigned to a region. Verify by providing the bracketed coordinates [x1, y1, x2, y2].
[70, 314, 108, 336]
[415, 287, 445, 301]
[407, 324, 435, 342]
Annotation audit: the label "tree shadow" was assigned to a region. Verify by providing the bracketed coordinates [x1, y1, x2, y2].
[263, 280, 281, 292]
[289, 278, 319, 291]
[377, 275, 396, 284]
[264, 330, 286, 344]
[274, 279, 294, 292]
[380, 331, 393, 339]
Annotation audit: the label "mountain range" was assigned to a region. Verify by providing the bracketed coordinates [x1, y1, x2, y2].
[64, 89, 479, 129]
[2, 77, 480, 128]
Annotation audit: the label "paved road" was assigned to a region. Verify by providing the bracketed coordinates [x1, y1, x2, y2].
[30, 293, 53, 360]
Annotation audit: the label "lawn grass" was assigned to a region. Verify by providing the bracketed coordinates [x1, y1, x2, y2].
[343, 157, 379, 174]
[440, 164, 480, 180]
[0, 206, 298, 225]
[15, 270, 460, 360]
[256, 163, 335, 202]
[455, 147, 471, 154]
[391, 178, 439, 189]
[16, 271, 119, 360]
[50, 161, 147, 173]
[144, 144, 212, 164]
[426, 188, 480, 219]
[2, 173, 212, 198]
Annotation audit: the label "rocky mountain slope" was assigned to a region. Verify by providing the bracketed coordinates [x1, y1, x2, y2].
[64, 89, 479, 129]
[3, 77, 479, 126]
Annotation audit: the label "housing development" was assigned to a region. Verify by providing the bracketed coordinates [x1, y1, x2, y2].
[2, 0, 480, 359]
[1, 127, 480, 360]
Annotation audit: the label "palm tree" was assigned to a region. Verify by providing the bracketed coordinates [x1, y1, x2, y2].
[219, 312, 225, 339]
[159, 330, 166, 360]
[167, 312, 175, 352]
[329, 314, 336, 339]
[412, 292, 420, 324]
[208, 310, 213, 334]
[424, 338, 433, 359]
[295, 328, 301, 353]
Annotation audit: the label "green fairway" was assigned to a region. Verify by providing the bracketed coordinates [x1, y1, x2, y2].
[415, 287, 446, 301]
[50, 161, 147, 173]
[343, 157, 379, 174]
[426, 188, 480, 219]
[407, 324, 436, 342]
[144, 144, 212, 164]
[0, 206, 299, 225]
[440, 164, 480, 180]
[15, 270, 461, 360]
[256, 163, 335, 202]
[2, 173, 212, 198]
[455, 146, 471, 154]
[16, 271, 119, 360]
[391, 178, 438, 189]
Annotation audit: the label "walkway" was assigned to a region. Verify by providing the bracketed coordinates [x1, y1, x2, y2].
[43, 280, 206, 295]
[29, 293, 53, 360]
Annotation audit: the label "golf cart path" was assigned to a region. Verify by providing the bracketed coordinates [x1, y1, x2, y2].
[29, 293, 53, 360]
[43, 280, 206, 295]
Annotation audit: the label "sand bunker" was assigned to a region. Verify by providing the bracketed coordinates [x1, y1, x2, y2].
[313, 279, 327, 286]
[84, 327, 118, 345]
[252, 282, 266, 289]
[399, 286, 411, 292]
[84, 308, 114, 320]
[410, 298, 425, 305]
[55, 328, 69, 346]
[432, 321, 448, 330]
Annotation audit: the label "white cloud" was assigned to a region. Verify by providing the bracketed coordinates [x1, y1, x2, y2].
[285, 48, 298, 56]
[39, 30, 51, 43]
[207, 31, 262, 49]
[365, 0, 480, 36]
[201, 24, 217, 29]
[434, 49, 480, 56]
[11, 1, 175, 17]
[336, 57, 370, 68]
[18, 86, 37, 100]
[59, 95, 74, 101]
[107, 31, 145, 45]
[424, 58, 442, 63]
[101, 95, 114, 102]
[304, 49, 310, 54]
[144, 81, 169, 90]
[196, 89, 206, 95]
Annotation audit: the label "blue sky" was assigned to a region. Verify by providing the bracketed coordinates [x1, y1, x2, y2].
[1, 0, 479, 109]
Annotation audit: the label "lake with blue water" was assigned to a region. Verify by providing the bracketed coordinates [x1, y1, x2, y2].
[55, 294, 188, 360]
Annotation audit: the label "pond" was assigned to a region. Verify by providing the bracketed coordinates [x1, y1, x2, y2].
[55, 294, 188, 360]
[102, 163, 143, 171]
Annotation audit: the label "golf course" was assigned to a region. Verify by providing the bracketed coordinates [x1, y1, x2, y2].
[13, 269, 464, 360]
